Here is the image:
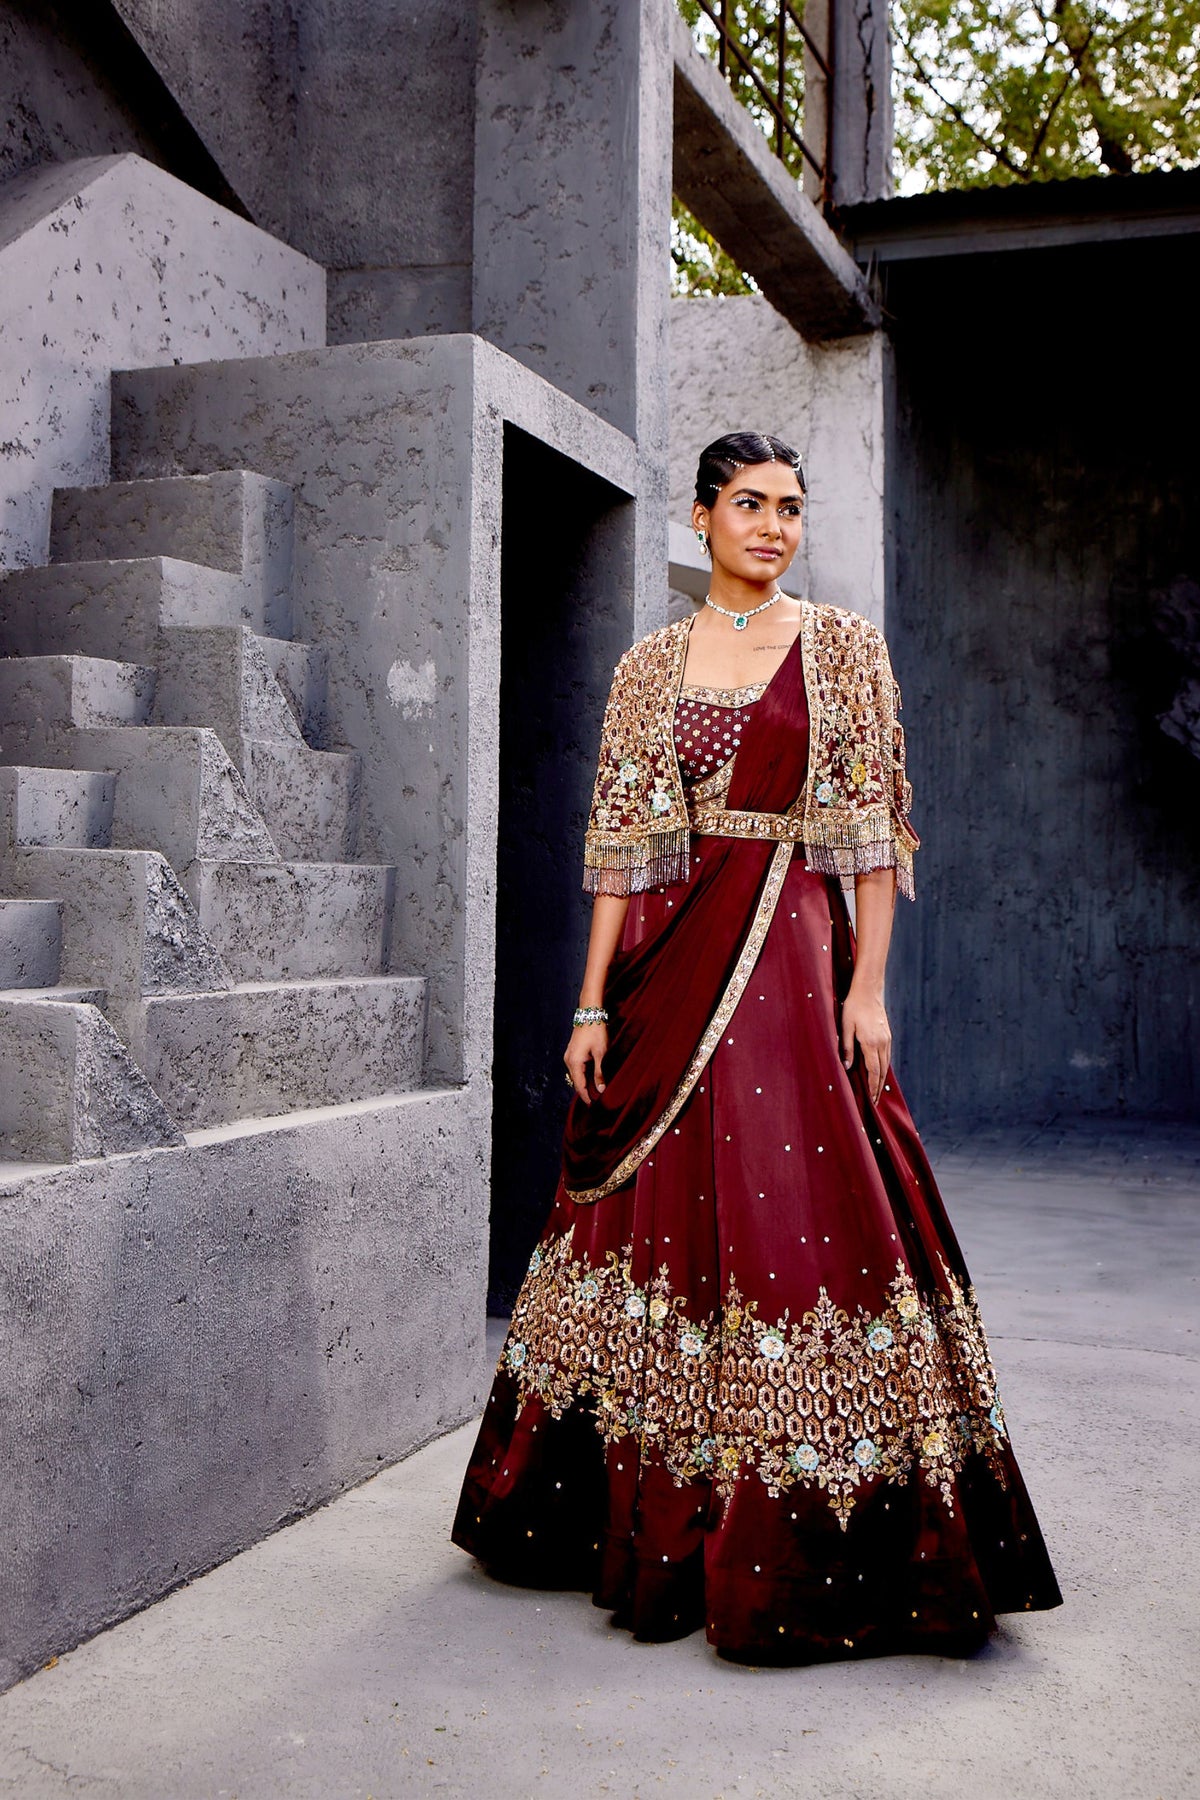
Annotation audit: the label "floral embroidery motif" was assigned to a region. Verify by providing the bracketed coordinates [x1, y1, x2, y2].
[583, 624, 692, 896]
[500, 1227, 1011, 1529]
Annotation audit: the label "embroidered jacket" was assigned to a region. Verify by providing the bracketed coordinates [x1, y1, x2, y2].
[582, 601, 920, 901]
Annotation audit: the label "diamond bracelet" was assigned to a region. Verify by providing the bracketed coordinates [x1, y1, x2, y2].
[573, 1006, 608, 1027]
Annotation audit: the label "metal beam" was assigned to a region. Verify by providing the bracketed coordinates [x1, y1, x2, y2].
[671, 10, 880, 341]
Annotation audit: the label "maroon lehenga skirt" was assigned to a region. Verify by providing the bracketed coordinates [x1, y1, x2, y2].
[452, 651, 1062, 1666]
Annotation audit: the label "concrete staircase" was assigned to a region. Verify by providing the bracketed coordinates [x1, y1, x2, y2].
[0, 470, 424, 1160]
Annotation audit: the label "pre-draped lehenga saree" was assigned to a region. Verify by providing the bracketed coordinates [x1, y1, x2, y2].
[451, 632, 1062, 1664]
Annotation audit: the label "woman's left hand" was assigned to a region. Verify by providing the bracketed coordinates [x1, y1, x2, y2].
[841, 985, 892, 1105]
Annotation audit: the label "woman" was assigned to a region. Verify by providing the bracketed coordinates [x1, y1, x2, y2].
[451, 431, 1063, 1665]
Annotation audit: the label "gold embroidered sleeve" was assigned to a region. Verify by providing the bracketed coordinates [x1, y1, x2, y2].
[581, 642, 690, 897]
[803, 613, 920, 902]
[876, 630, 921, 902]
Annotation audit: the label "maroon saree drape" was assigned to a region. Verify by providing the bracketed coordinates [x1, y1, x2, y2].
[563, 631, 809, 1200]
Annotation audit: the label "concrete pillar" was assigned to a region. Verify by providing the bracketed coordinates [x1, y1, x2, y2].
[473, 0, 672, 637]
[829, 0, 894, 206]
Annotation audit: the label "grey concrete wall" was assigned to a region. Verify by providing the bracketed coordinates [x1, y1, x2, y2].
[884, 234, 1200, 1124]
[0, 1089, 487, 1691]
[112, 0, 478, 341]
[669, 295, 886, 626]
[1, 0, 152, 183]
[475, 0, 661, 440]
[0, 154, 324, 571]
[476, 0, 673, 638]
[111, 336, 637, 1090]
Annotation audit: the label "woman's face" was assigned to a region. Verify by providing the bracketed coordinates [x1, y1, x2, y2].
[692, 461, 805, 583]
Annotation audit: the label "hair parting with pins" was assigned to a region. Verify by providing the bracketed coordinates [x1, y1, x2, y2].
[694, 431, 807, 508]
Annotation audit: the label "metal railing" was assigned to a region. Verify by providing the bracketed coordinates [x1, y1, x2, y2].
[684, 0, 832, 202]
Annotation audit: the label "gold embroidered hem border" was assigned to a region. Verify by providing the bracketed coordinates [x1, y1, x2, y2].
[500, 1228, 1012, 1531]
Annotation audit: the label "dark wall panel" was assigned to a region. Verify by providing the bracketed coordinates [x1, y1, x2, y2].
[489, 426, 634, 1309]
[885, 234, 1200, 1125]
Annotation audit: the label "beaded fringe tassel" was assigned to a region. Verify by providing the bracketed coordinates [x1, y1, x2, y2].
[582, 828, 692, 898]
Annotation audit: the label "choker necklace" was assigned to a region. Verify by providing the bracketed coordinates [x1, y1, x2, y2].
[704, 588, 782, 631]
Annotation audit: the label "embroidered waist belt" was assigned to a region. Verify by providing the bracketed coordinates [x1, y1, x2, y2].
[688, 801, 806, 843]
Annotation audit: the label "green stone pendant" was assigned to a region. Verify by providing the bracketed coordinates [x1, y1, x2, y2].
[733, 614, 748, 630]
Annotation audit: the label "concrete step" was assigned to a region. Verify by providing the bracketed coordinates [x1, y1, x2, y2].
[0, 656, 154, 763]
[0, 558, 255, 663]
[0, 897, 62, 986]
[133, 975, 428, 1129]
[72, 726, 278, 870]
[256, 634, 331, 747]
[2, 846, 231, 1005]
[0, 765, 116, 850]
[245, 738, 362, 861]
[0, 995, 183, 1162]
[49, 470, 294, 635]
[188, 859, 395, 981]
[0, 982, 105, 1005]
[152, 627, 303, 771]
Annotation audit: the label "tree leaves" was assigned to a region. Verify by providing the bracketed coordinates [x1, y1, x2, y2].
[893, 0, 1200, 191]
[671, 0, 1200, 293]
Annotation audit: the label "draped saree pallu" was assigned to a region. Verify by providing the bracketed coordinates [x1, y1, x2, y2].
[451, 625, 1063, 1666]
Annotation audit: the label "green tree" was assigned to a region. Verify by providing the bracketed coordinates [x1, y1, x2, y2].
[672, 0, 1200, 289]
[894, 0, 1200, 190]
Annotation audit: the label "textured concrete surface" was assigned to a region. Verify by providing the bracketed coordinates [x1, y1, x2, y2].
[0, 655, 154, 758]
[49, 471, 296, 635]
[0, 895, 60, 986]
[0, 766, 115, 852]
[0, 331, 641, 1686]
[0, 993, 182, 1162]
[670, 296, 886, 627]
[0, 1088, 495, 1694]
[0, 1123, 1194, 1798]
[827, 0, 895, 208]
[884, 234, 1200, 1124]
[111, 0, 479, 340]
[0, 154, 323, 570]
[2, 846, 230, 1010]
[1, 557, 275, 664]
[135, 974, 427, 1128]
[190, 859, 394, 983]
[0, 2, 182, 192]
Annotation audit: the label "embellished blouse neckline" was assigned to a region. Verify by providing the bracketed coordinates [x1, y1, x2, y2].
[678, 681, 768, 708]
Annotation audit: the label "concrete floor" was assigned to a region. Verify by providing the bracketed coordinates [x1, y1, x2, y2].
[0, 1121, 1197, 1800]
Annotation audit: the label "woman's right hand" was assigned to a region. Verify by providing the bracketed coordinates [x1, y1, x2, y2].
[564, 1023, 608, 1104]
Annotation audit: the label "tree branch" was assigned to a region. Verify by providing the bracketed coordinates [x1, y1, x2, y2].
[895, 32, 1030, 179]
[1054, 1, 1136, 173]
